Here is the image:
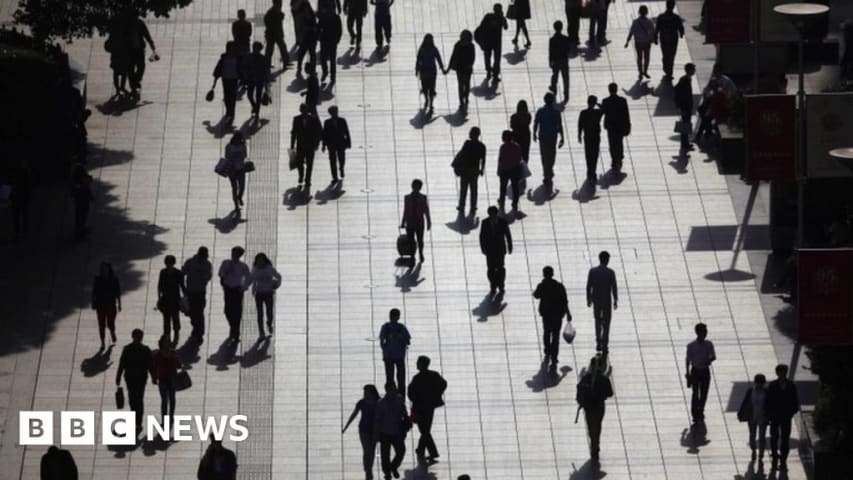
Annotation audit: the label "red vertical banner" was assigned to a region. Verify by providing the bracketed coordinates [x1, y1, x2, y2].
[745, 95, 797, 180]
[705, 0, 752, 44]
[798, 249, 853, 344]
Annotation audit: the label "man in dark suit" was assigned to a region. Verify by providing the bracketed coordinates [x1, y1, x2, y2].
[588, 0, 612, 45]
[549, 21, 572, 102]
[115, 328, 155, 433]
[477, 4, 508, 85]
[533, 266, 571, 371]
[766, 364, 800, 471]
[41, 446, 78, 480]
[655, 0, 685, 79]
[291, 103, 323, 187]
[479, 206, 513, 297]
[401, 179, 431, 263]
[408, 355, 448, 463]
[321, 106, 351, 182]
[452, 126, 486, 214]
[264, 0, 290, 68]
[578, 95, 604, 192]
[564, 0, 582, 46]
[318, 4, 342, 85]
[674, 63, 696, 154]
[586, 251, 617, 353]
[601, 82, 630, 173]
[343, 0, 368, 48]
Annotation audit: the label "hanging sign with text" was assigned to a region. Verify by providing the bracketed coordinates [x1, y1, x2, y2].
[745, 95, 796, 180]
[798, 249, 853, 345]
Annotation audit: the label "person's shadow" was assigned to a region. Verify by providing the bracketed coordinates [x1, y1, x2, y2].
[396, 262, 425, 292]
[401, 465, 438, 480]
[471, 78, 499, 100]
[177, 337, 202, 368]
[445, 211, 479, 235]
[623, 79, 652, 100]
[472, 293, 507, 322]
[581, 43, 602, 62]
[141, 434, 176, 456]
[525, 359, 571, 392]
[238, 117, 269, 138]
[598, 170, 627, 190]
[240, 336, 272, 368]
[442, 107, 468, 127]
[203, 116, 235, 139]
[208, 208, 246, 234]
[527, 184, 559, 206]
[80, 345, 114, 377]
[669, 154, 690, 174]
[315, 181, 345, 204]
[504, 46, 527, 65]
[568, 459, 607, 479]
[572, 180, 599, 203]
[363, 46, 389, 67]
[206, 339, 240, 371]
[96, 96, 152, 116]
[734, 458, 768, 480]
[680, 422, 710, 454]
[283, 186, 313, 209]
[410, 109, 438, 129]
[339, 48, 362, 68]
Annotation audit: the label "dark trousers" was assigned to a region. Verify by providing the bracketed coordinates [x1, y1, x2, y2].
[328, 148, 346, 180]
[690, 367, 711, 421]
[96, 305, 117, 342]
[347, 15, 364, 46]
[550, 62, 569, 99]
[320, 43, 337, 82]
[229, 172, 246, 208]
[486, 254, 506, 290]
[359, 430, 377, 473]
[456, 71, 472, 105]
[246, 83, 264, 115]
[584, 403, 605, 457]
[379, 433, 405, 474]
[566, 7, 581, 44]
[661, 41, 678, 77]
[498, 174, 520, 210]
[589, 6, 609, 42]
[542, 316, 562, 363]
[297, 149, 316, 184]
[383, 358, 406, 397]
[187, 292, 207, 338]
[129, 49, 146, 90]
[265, 35, 289, 66]
[223, 286, 244, 340]
[680, 107, 692, 150]
[696, 113, 721, 140]
[415, 407, 438, 457]
[749, 421, 768, 453]
[770, 417, 793, 460]
[162, 309, 180, 338]
[592, 304, 611, 351]
[297, 41, 317, 70]
[126, 380, 146, 430]
[458, 174, 478, 211]
[222, 78, 238, 117]
[255, 291, 274, 337]
[483, 43, 502, 78]
[635, 42, 651, 75]
[375, 14, 391, 47]
[406, 224, 425, 259]
[158, 378, 176, 425]
[607, 131, 624, 170]
[584, 135, 601, 183]
[540, 139, 558, 185]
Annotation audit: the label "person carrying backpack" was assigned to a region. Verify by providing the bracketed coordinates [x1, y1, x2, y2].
[379, 308, 411, 397]
[576, 354, 613, 466]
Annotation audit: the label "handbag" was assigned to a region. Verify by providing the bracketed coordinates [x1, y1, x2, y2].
[674, 120, 692, 135]
[520, 162, 532, 179]
[115, 387, 125, 409]
[179, 296, 190, 316]
[288, 148, 301, 171]
[261, 91, 272, 106]
[215, 157, 230, 177]
[205, 89, 215, 102]
[174, 370, 192, 391]
[562, 322, 576, 344]
[243, 161, 256, 173]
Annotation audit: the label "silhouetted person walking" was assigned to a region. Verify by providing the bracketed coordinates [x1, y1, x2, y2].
[601, 82, 630, 173]
[371, 0, 394, 48]
[576, 354, 613, 465]
[116, 329, 154, 434]
[250, 252, 281, 339]
[480, 206, 513, 296]
[675, 63, 696, 154]
[767, 364, 800, 471]
[232, 9, 253, 55]
[510, 100, 532, 163]
[375, 382, 408, 480]
[126, 11, 156, 96]
[343, 385, 381, 480]
[447, 30, 475, 110]
[92, 261, 121, 350]
[219, 246, 251, 342]
[586, 251, 617, 353]
[408, 355, 447, 463]
[738, 374, 768, 461]
[549, 21, 571, 102]
[264, 0, 291, 68]
[303, 62, 321, 114]
[564, 0, 582, 46]
[197, 438, 238, 480]
[153, 335, 181, 435]
[496, 130, 523, 211]
[578, 95, 603, 192]
[509, 0, 531, 48]
[322, 106, 352, 182]
[476, 4, 508, 85]
[344, 0, 368, 48]
[379, 308, 411, 396]
[655, 0, 684, 79]
[106, 18, 130, 97]
[213, 41, 241, 121]
[225, 132, 248, 210]
[71, 164, 93, 240]
[244, 42, 271, 118]
[318, 5, 342, 85]
[624, 5, 655, 79]
[452, 127, 486, 214]
[183, 246, 212, 342]
[158, 255, 185, 344]
[588, 0, 612, 45]
[685, 322, 715, 424]
[400, 179, 432, 263]
[534, 93, 565, 192]
[291, 103, 323, 186]
[296, 8, 318, 73]
[533, 266, 571, 371]
[40, 446, 78, 480]
[415, 34, 446, 113]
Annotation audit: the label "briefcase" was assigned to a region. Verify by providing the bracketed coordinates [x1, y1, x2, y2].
[243, 161, 256, 173]
[115, 386, 125, 409]
[397, 230, 415, 257]
[215, 157, 230, 177]
[288, 148, 300, 171]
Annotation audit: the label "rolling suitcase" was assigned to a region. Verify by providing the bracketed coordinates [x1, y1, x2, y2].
[397, 229, 415, 257]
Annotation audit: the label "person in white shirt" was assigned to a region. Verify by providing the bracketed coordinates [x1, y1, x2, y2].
[624, 5, 656, 79]
[219, 246, 251, 342]
[685, 322, 716, 424]
[250, 253, 282, 339]
[738, 373, 768, 460]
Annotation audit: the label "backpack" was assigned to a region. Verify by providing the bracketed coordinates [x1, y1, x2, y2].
[575, 373, 594, 409]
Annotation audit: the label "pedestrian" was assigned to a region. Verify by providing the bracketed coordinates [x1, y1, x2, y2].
[296, 8, 318, 74]
[475, 4, 508, 85]
[40, 446, 78, 480]
[125, 9, 156, 96]
[738, 374, 768, 461]
[510, 100, 532, 163]
[534, 93, 565, 192]
[231, 9, 253, 57]
[243, 42, 271, 118]
[157, 255, 185, 344]
[655, 0, 684, 79]
[322, 106, 352, 182]
[318, 5, 343, 85]
[153, 335, 180, 436]
[9, 161, 31, 239]
[182, 247, 212, 342]
[564, 0, 582, 47]
[577, 95, 604, 192]
[343, 0, 368, 49]
[600, 82, 630, 173]
[197, 437, 238, 480]
[115, 329, 154, 434]
[685, 322, 716, 424]
[451, 126, 486, 215]
[624, 5, 655, 80]
[379, 308, 411, 396]
[291, 0, 316, 54]
[400, 179, 432, 264]
[415, 34, 446, 113]
[548, 21, 572, 102]
[695, 81, 726, 143]
[213, 41, 241, 121]
[250, 253, 281, 339]
[674, 62, 696, 154]
[374, 383, 408, 480]
[586, 251, 617, 353]
[291, 103, 323, 187]
[588, 0, 612, 45]
[408, 355, 448, 463]
[479, 205, 513, 296]
[92, 261, 121, 350]
[105, 17, 130, 97]
[447, 30, 476, 110]
[371, 0, 394, 49]
[496, 130, 524, 212]
[225, 132, 248, 210]
[71, 164, 93, 239]
[508, 0, 531, 48]
[343, 384, 381, 480]
[767, 364, 800, 471]
[533, 266, 571, 371]
[264, 0, 291, 69]
[576, 354, 613, 465]
[303, 62, 321, 114]
[219, 246, 251, 342]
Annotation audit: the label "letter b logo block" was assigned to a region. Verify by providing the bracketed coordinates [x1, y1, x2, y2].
[19, 412, 53, 445]
[61, 412, 95, 445]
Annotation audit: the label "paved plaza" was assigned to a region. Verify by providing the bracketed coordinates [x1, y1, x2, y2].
[0, 0, 810, 479]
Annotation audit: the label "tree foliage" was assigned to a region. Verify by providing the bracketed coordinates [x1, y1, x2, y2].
[13, 0, 194, 43]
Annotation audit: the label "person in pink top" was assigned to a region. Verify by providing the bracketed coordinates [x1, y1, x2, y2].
[497, 130, 523, 212]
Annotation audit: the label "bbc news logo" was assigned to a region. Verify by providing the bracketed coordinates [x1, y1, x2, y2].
[19, 412, 249, 446]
